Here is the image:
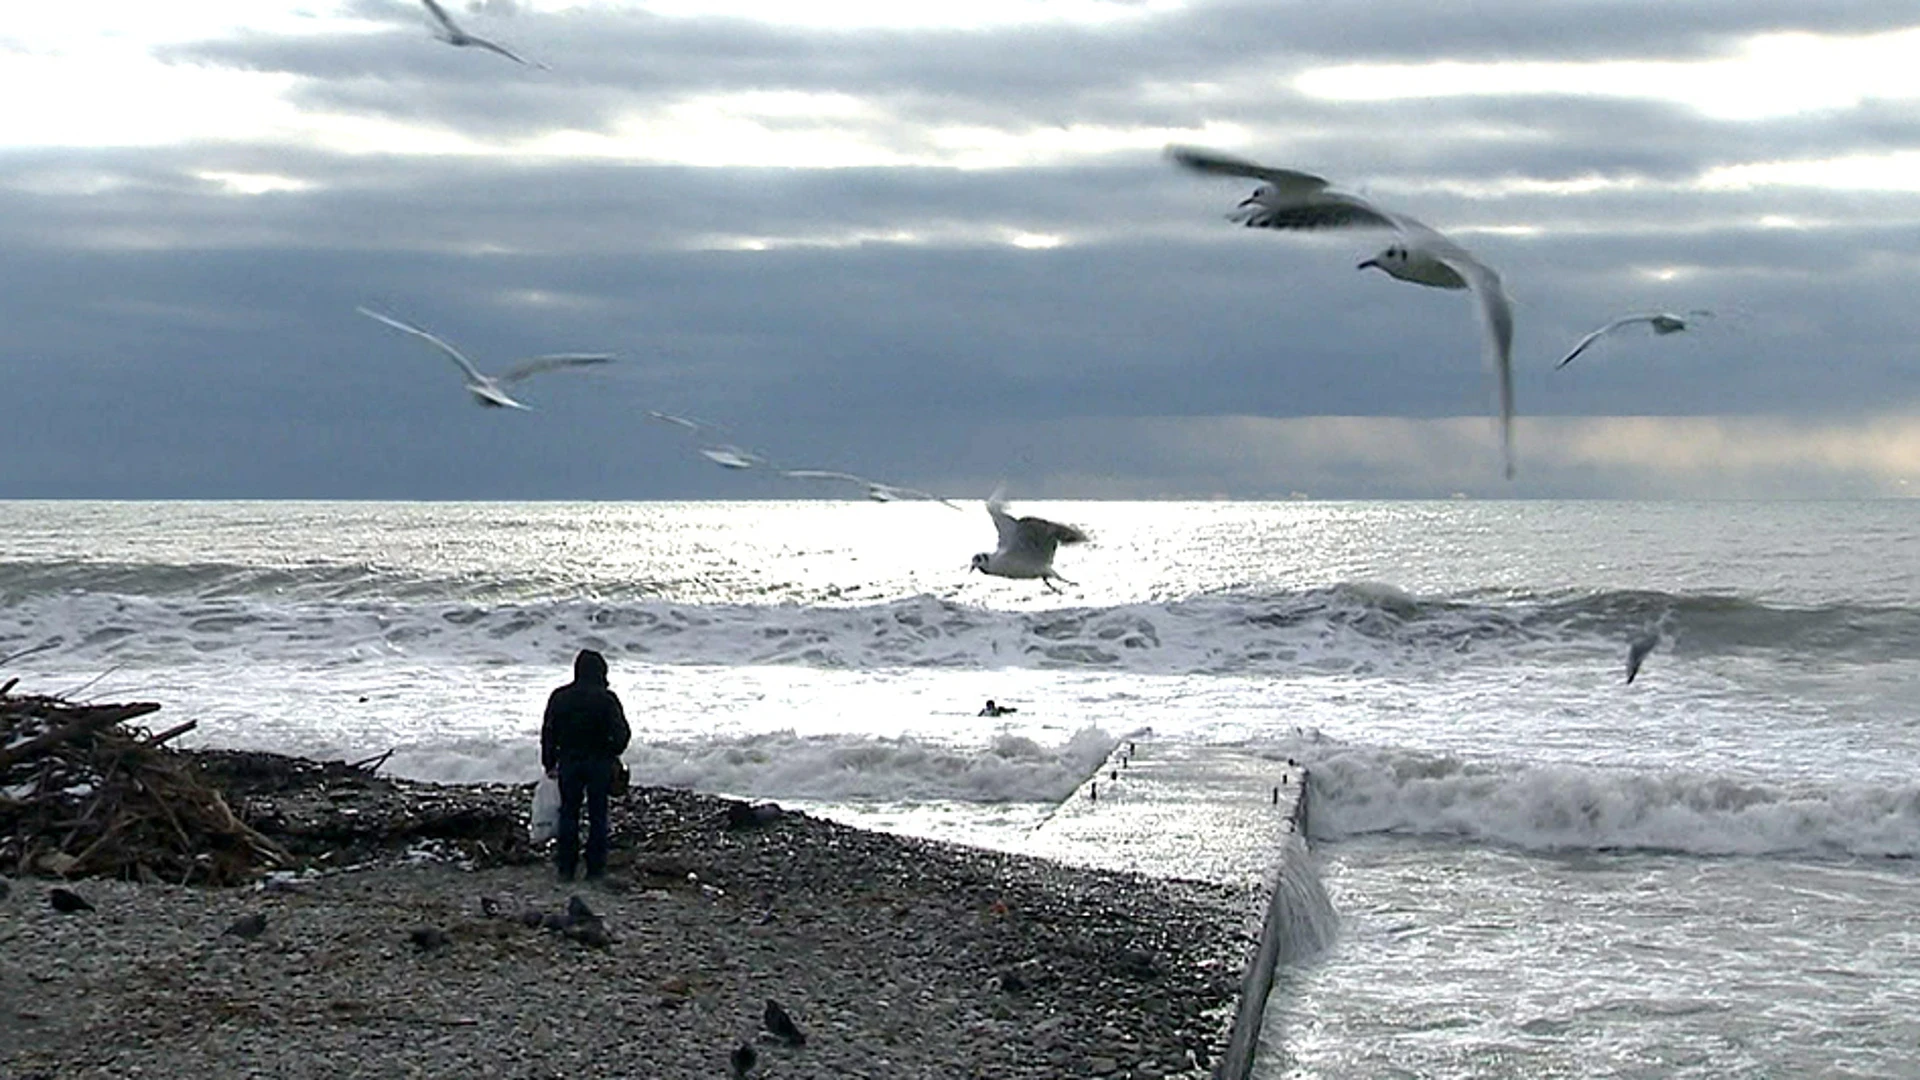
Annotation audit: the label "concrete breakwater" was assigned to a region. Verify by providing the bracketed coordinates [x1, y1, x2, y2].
[1025, 741, 1335, 1080]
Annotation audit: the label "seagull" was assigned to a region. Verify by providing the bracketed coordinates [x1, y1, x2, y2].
[418, 0, 547, 68]
[970, 489, 1089, 592]
[1625, 630, 1660, 684]
[1555, 310, 1713, 369]
[699, 446, 764, 470]
[1169, 145, 1518, 480]
[357, 307, 611, 410]
[645, 411, 771, 470]
[781, 468, 962, 508]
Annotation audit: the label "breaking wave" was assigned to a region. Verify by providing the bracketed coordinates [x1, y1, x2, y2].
[5, 565, 1917, 677]
[1302, 742, 1920, 859]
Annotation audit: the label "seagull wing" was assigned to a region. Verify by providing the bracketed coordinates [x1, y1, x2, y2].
[1404, 224, 1515, 480]
[999, 514, 1087, 569]
[646, 410, 704, 432]
[496, 354, 613, 384]
[1626, 632, 1659, 684]
[783, 469, 870, 485]
[1231, 194, 1399, 232]
[357, 306, 489, 385]
[1555, 314, 1666, 369]
[986, 492, 1020, 552]
[1024, 516, 1089, 546]
[1170, 146, 1397, 231]
[870, 483, 964, 510]
[419, 0, 462, 36]
[1166, 146, 1331, 191]
[469, 35, 541, 67]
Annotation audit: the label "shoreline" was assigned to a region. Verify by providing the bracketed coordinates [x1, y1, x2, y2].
[3, 749, 1256, 1079]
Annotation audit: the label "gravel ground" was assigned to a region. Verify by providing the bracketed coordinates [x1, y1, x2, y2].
[1, 782, 1255, 1079]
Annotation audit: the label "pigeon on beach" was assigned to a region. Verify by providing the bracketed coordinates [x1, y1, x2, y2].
[222, 912, 268, 939]
[729, 1041, 758, 1078]
[1555, 310, 1713, 369]
[1168, 145, 1518, 479]
[763, 998, 807, 1047]
[970, 489, 1089, 592]
[1626, 630, 1660, 684]
[417, 0, 547, 67]
[357, 307, 611, 410]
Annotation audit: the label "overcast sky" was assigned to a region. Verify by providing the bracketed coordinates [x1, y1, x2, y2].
[4, 0, 1920, 499]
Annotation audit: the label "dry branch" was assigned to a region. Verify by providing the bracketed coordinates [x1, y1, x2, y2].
[0, 702, 159, 772]
[2, 690, 286, 885]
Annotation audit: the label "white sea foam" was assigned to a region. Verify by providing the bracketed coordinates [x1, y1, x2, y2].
[16, 581, 1899, 684]
[318, 726, 1118, 806]
[1301, 741, 1920, 858]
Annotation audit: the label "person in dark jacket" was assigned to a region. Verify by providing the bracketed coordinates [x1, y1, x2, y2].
[541, 648, 631, 882]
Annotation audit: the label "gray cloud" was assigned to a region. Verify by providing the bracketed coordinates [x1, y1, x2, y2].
[5, 1, 1920, 497]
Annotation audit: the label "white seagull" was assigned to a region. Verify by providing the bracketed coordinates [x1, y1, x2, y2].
[645, 411, 770, 470]
[418, 0, 546, 68]
[970, 490, 1089, 592]
[357, 307, 611, 410]
[1555, 310, 1713, 370]
[1169, 145, 1518, 480]
[781, 469, 962, 509]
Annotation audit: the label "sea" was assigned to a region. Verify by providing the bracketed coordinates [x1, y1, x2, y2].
[3, 499, 1917, 1078]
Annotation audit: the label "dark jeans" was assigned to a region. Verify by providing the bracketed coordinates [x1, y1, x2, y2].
[555, 756, 613, 880]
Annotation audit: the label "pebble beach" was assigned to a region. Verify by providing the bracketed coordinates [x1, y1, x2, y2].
[1, 772, 1255, 1080]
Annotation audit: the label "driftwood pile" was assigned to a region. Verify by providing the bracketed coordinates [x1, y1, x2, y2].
[0, 680, 287, 885]
[2, 681, 552, 885]
[191, 748, 539, 871]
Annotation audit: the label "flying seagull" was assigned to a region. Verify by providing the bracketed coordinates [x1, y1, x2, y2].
[1169, 145, 1518, 480]
[417, 0, 547, 68]
[1625, 630, 1660, 684]
[1555, 310, 1713, 369]
[357, 307, 611, 410]
[781, 468, 962, 509]
[644, 411, 771, 470]
[970, 489, 1089, 592]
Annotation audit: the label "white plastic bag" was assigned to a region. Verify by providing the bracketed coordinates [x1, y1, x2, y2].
[528, 774, 561, 844]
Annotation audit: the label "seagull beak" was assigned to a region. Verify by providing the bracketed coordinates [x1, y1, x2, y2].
[1356, 257, 1380, 272]
[1236, 195, 1260, 209]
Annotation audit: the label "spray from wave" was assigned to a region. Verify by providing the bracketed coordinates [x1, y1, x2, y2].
[1301, 741, 1920, 859]
[340, 725, 1119, 806]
